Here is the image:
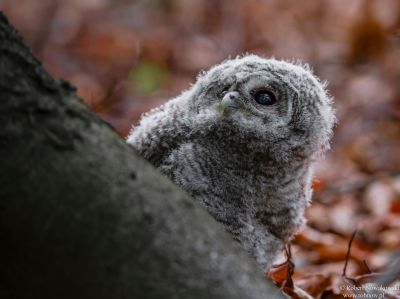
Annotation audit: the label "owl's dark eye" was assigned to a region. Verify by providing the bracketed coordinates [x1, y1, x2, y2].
[252, 89, 277, 106]
[219, 86, 230, 97]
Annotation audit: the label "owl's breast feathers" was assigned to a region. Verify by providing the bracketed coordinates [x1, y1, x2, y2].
[158, 139, 310, 237]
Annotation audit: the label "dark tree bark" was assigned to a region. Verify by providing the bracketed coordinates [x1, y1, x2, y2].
[0, 12, 282, 299]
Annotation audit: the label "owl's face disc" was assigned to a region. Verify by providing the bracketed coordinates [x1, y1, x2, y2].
[189, 55, 335, 159]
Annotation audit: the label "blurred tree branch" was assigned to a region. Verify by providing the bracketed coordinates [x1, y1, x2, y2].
[0, 11, 282, 299]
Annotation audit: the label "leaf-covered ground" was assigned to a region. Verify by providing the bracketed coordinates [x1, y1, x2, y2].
[2, 0, 399, 297]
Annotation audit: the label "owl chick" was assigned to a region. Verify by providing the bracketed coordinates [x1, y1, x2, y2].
[127, 55, 335, 271]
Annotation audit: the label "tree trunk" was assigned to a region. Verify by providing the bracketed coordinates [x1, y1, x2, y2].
[0, 12, 282, 299]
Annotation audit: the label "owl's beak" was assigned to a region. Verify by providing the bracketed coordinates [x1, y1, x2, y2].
[219, 91, 241, 115]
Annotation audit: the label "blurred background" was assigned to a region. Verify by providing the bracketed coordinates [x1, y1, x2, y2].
[1, 0, 400, 296]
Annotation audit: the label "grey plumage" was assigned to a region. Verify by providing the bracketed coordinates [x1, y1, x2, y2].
[127, 54, 335, 271]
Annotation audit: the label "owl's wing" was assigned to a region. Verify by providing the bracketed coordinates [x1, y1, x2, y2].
[127, 98, 191, 167]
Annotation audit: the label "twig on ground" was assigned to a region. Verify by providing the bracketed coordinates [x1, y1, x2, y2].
[342, 230, 357, 278]
[363, 260, 372, 274]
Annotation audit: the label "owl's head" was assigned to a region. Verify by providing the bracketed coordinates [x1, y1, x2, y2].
[188, 55, 335, 162]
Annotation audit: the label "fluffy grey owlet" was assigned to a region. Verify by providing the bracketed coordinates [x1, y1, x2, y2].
[127, 55, 335, 271]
